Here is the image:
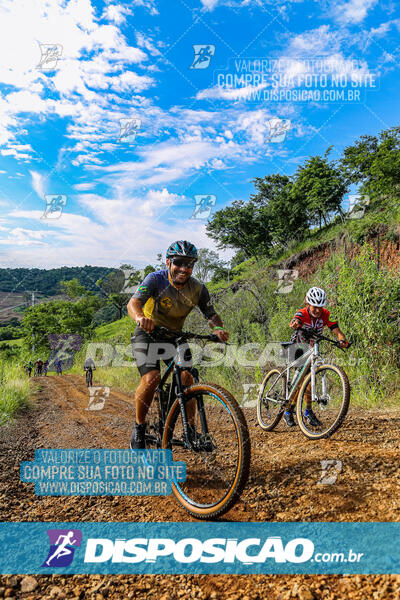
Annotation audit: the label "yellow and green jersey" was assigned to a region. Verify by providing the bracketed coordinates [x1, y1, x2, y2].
[132, 269, 216, 331]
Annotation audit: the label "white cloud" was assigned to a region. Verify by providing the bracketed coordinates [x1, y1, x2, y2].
[140, 188, 182, 217]
[102, 4, 132, 24]
[0, 227, 47, 246]
[98, 136, 241, 190]
[135, 32, 162, 57]
[3, 191, 222, 268]
[0, 0, 154, 154]
[74, 183, 95, 191]
[30, 171, 46, 198]
[333, 0, 377, 24]
[200, 0, 264, 9]
[129, 0, 159, 15]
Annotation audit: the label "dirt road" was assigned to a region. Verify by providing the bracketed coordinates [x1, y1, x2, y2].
[1, 374, 400, 599]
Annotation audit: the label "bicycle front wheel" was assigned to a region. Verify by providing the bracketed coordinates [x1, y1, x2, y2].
[296, 364, 350, 439]
[257, 369, 285, 431]
[163, 383, 250, 519]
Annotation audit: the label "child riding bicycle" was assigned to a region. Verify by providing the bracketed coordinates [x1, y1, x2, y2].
[284, 286, 349, 428]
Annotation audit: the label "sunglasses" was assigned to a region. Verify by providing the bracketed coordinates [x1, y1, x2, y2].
[171, 258, 196, 269]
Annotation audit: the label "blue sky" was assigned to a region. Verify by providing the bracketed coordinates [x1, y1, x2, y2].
[0, 0, 399, 268]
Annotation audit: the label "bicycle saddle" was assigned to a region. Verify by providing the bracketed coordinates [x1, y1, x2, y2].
[280, 341, 294, 348]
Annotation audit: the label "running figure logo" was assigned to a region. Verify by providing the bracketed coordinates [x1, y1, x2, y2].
[37, 44, 63, 70]
[266, 118, 291, 143]
[191, 195, 216, 220]
[42, 529, 82, 567]
[190, 45, 215, 69]
[118, 118, 142, 143]
[41, 195, 67, 219]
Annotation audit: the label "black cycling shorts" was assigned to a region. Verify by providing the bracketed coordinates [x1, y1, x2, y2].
[131, 326, 192, 377]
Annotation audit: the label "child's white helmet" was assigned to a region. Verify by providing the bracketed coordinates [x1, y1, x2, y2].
[306, 286, 327, 307]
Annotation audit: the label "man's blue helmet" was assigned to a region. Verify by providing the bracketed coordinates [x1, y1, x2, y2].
[166, 240, 198, 260]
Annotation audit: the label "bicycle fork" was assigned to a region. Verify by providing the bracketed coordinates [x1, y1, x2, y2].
[173, 365, 193, 450]
[173, 365, 209, 451]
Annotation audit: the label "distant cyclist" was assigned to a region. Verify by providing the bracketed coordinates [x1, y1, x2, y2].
[35, 359, 43, 376]
[84, 357, 96, 387]
[284, 286, 349, 428]
[127, 240, 228, 449]
[54, 357, 62, 375]
[43, 360, 49, 376]
[24, 361, 33, 377]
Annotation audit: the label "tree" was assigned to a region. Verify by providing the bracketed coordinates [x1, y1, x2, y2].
[251, 174, 308, 246]
[340, 134, 379, 186]
[193, 249, 226, 282]
[206, 200, 273, 259]
[96, 268, 141, 320]
[21, 295, 102, 356]
[156, 253, 167, 270]
[144, 265, 156, 277]
[291, 150, 348, 229]
[231, 250, 247, 268]
[340, 126, 400, 204]
[211, 265, 230, 284]
[60, 278, 87, 299]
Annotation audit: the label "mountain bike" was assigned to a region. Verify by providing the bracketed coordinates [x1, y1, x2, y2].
[136, 326, 251, 519]
[85, 367, 94, 387]
[257, 327, 351, 439]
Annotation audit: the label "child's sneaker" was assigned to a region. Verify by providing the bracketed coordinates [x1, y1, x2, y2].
[305, 409, 322, 427]
[283, 410, 296, 427]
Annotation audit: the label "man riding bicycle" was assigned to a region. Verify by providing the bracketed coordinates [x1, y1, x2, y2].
[284, 286, 349, 428]
[127, 240, 228, 449]
[84, 357, 96, 386]
[54, 357, 62, 374]
[35, 359, 43, 376]
[84, 357, 96, 371]
[24, 361, 33, 377]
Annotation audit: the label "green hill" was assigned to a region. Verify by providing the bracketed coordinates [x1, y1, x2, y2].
[0, 266, 114, 295]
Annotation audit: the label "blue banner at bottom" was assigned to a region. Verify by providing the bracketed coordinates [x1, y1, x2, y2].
[0, 522, 399, 574]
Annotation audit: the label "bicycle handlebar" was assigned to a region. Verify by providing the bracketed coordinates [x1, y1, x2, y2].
[151, 325, 224, 344]
[297, 327, 352, 350]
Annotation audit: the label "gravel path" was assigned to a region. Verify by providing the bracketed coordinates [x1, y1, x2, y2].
[1, 374, 399, 598]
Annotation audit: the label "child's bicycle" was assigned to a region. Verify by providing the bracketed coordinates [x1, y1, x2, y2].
[137, 326, 251, 519]
[256, 327, 352, 439]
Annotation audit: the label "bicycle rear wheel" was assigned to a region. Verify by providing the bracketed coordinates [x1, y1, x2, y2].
[163, 383, 250, 519]
[296, 364, 350, 439]
[256, 369, 285, 431]
[85, 370, 92, 387]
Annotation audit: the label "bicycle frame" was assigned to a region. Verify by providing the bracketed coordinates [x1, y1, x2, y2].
[153, 342, 204, 451]
[268, 342, 325, 406]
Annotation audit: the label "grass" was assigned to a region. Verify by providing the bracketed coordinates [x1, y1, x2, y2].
[69, 316, 139, 394]
[0, 362, 31, 425]
[0, 338, 24, 347]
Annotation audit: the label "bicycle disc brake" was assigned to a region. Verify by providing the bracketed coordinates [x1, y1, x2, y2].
[316, 395, 330, 410]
